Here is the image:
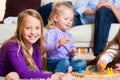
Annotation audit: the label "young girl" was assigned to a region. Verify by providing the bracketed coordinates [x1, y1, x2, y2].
[45, 2, 87, 73]
[0, 9, 75, 80]
[97, 28, 120, 71]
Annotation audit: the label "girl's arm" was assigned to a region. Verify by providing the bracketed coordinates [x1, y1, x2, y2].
[83, 9, 96, 15]
[7, 43, 52, 79]
[5, 66, 75, 80]
[45, 31, 58, 51]
[97, 45, 119, 70]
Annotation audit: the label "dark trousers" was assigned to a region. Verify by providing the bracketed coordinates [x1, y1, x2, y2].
[94, 6, 118, 56]
[36, 2, 82, 26]
[36, 3, 53, 26]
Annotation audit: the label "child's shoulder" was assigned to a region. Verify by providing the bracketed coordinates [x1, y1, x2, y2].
[47, 28, 55, 31]
[46, 28, 58, 34]
[1, 40, 18, 52]
[3, 40, 17, 46]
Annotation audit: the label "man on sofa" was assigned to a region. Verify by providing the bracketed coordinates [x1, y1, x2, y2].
[36, 0, 120, 57]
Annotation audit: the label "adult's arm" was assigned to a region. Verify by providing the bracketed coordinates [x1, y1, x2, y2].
[96, 1, 120, 22]
[107, 2, 120, 22]
[72, 0, 92, 17]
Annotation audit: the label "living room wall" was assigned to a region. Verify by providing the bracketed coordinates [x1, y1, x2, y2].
[0, 0, 6, 22]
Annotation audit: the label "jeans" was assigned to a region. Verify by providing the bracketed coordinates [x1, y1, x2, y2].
[47, 58, 87, 73]
[94, 6, 118, 56]
[36, 2, 82, 26]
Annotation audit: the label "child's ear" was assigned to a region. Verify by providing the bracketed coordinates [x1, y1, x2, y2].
[53, 14, 58, 22]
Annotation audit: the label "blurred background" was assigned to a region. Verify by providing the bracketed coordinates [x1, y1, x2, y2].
[0, 0, 6, 22]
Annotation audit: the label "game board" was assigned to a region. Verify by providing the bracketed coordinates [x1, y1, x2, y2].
[72, 65, 120, 78]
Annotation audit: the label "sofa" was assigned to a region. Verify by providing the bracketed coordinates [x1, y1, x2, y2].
[0, 23, 120, 47]
[0, 23, 120, 60]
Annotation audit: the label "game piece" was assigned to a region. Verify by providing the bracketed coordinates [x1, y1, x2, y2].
[107, 68, 114, 74]
[72, 65, 120, 78]
[78, 68, 82, 73]
[101, 64, 106, 69]
[110, 68, 113, 74]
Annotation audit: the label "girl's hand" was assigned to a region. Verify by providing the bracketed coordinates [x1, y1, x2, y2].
[60, 73, 75, 80]
[69, 49, 77, 56]
[114, 63, 120, 72]
[97, 59, 106, 71]
[5, 72, 20, 80]
[56, 37, 70, 48]
[51, 66, 75, 80]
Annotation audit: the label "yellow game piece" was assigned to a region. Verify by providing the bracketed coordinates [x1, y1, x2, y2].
[107, 68, 114, 74]
[110, 68, 114, 74]
[107, 68, 111, 74]
[101, 64, 106, 69]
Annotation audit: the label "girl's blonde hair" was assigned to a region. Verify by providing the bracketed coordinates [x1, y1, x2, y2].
[8, 9, 46, 71]
[46, 1, 74, 29]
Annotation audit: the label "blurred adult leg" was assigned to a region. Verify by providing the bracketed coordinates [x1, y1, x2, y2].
[94, 6, 118, 56]
[36, 3, 53, 26]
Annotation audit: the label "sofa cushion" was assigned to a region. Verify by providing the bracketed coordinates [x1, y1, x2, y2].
[68, 23, 120, 47]
[0, 24, 120, 48]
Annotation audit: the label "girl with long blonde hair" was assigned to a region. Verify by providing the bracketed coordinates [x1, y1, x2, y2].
[0, 9, 75, 80]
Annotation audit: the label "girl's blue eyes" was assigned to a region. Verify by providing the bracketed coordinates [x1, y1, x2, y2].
[25, 26, 40, 30]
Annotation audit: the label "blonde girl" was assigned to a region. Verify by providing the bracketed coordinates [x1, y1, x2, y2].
[45, 2, 87, 73]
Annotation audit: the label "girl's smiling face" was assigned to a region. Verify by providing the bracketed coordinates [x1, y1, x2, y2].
[22, 15, 41, 45]
[54, 8, 74, 32]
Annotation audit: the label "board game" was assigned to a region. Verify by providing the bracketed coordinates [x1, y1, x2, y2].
[72, 65, 120, 78]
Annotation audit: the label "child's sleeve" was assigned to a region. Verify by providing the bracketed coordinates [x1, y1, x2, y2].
[45, 30, 58, 52]
[7, 43, 52, 79]
[100, 45, 119, 65]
